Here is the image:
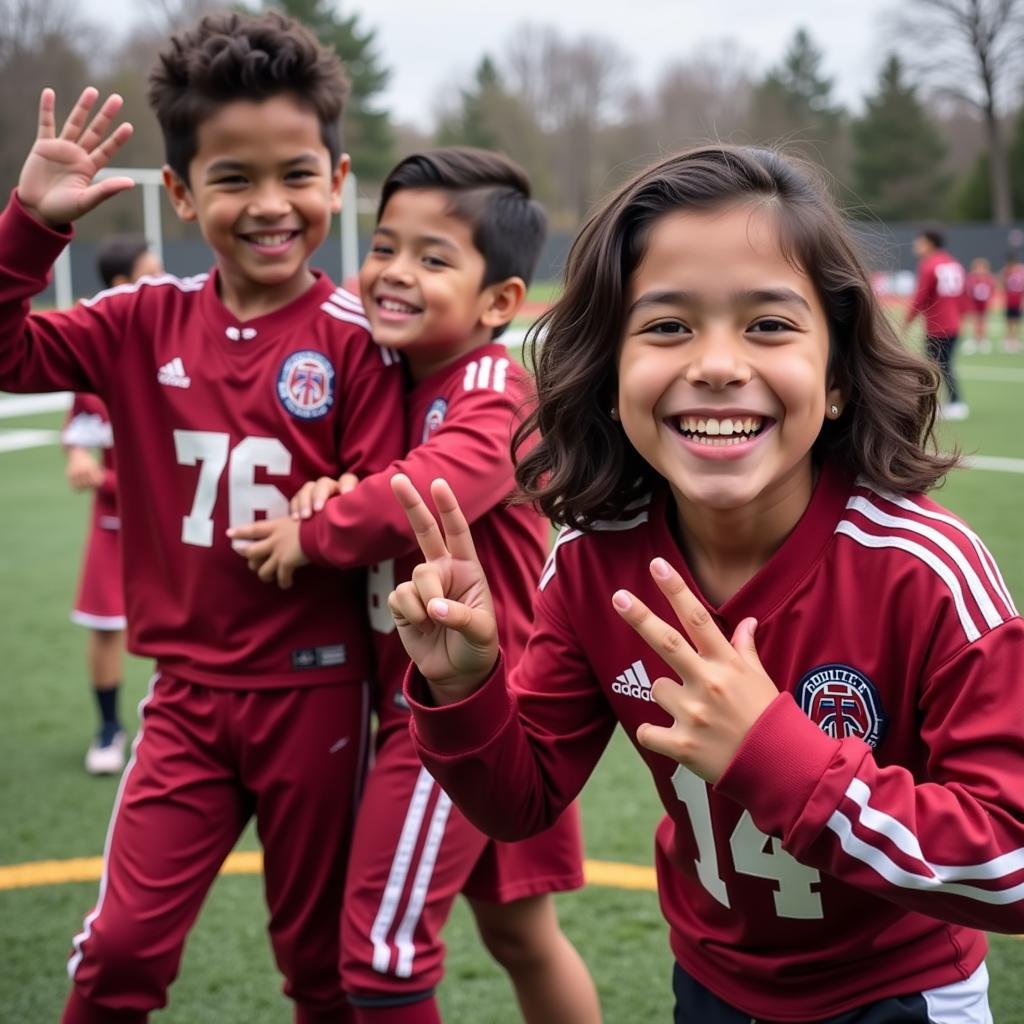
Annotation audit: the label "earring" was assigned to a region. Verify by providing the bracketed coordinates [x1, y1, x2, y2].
[610, 405, 620, 421]
[830, 404, 839, 417]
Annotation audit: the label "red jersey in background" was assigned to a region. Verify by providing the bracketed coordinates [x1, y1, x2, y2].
[908, 250, 965, 336]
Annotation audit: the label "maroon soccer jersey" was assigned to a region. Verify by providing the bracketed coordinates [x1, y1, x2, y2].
[966, 271, 995, 312]
[407, 460, 1024, 1020]
[299, 343, 548, 717]
[63, 393, 118, 517]
[0, 195, 404, 687]
[908, 251, 965, 336]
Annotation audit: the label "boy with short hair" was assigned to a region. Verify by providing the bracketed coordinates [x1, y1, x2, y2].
[229, 148, 600, 1024]
[0, 12, 404, 1022]
[64, 235, 163, 775]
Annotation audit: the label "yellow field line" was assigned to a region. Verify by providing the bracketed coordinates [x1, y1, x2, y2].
[0, 853, 656, 893]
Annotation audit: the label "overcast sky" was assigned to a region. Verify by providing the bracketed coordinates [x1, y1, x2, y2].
[84, 0, 895, 126]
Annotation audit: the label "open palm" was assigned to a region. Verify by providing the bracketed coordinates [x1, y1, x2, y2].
[388, 474, 499, 702]
[18, 88, 135, 226]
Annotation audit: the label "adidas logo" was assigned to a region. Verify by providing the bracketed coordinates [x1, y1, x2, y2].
[612, 660, 654, 701]
[158, 357, 191, 389]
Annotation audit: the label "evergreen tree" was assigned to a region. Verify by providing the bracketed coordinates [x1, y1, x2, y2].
[269, 0, 394, 183]
[437, 57, 503, 150]
[749, 28, 845, 174]
[851, 54, 948, 220]
[952, 151, 993, 221]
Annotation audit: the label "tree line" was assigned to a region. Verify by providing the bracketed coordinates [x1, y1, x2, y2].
[2, 0, 1022, 240]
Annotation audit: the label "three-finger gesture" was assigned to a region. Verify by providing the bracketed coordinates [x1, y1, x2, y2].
[388, 474, 498, 704]
[18, 88, 135, 227]
[614, 558, 779, 783]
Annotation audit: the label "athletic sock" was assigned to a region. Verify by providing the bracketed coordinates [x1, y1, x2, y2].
[350, 996, 442, 1024]
[94, 685, 121, 744]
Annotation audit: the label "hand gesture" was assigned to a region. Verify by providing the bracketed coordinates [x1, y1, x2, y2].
[613, 558, 778, 783]
[388, 474, 498, 704]
[65, 447, 104, 491]
[18, 88, 135, 227]
[226, 516, 309, 589]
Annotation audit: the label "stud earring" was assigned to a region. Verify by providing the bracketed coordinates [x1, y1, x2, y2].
[830, 404, 839, 417]
[610, 405, 620, 421]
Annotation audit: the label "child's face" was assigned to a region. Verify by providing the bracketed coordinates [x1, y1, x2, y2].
[616, 203, 839, 516]
[165, 94, 345, 308]
[359, 188, 499, 377]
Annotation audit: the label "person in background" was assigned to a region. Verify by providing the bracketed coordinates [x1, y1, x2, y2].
[63, 235, 162, 775]
[961, 256, 995, 355]
[1002, 252, 1023, 353]
[906, 228, 967, 420]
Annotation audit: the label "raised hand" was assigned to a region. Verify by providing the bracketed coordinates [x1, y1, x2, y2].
[18, 88, 135, 227]
[388, 474, 498, 704]
[613, 558, 779, 783]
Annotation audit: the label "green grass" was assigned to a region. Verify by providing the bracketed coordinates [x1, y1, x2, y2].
[2, 337, 1023, 1020]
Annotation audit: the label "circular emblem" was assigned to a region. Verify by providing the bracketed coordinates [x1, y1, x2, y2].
[422, 398, 448, 443]
[797, 663, 887, 749]
[277, 350, 335, 420]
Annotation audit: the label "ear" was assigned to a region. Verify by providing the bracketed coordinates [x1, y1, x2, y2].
[479, 276, 527, 332]
[163, 165, 197, 223]
[330, 153, 351, 215]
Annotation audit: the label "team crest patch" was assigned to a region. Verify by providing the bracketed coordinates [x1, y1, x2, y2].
[277, 350, 335, 419]
[422, 398, 448, 443]
[797, 663, 887, 749]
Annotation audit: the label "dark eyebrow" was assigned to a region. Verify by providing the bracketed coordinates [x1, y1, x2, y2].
[205, 153, 321, 176]
[627, 287, 813, 316]
[372, 226, 459, 252]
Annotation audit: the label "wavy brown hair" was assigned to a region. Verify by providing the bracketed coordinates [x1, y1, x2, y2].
[514, 145, 957, 530]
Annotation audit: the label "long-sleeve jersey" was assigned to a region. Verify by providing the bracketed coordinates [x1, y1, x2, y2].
[907, 250, 965, 336]
[301, 346, 548, 731]
[62, 393, 118, 517]
[406, 460, 1024, 1020]
[0, 195, 405, 688]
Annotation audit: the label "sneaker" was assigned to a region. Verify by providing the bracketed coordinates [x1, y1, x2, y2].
[977, 338, 992, 354]
[940, 401, 969, 421]
[1002, 340, 1021, 354]
[85, 730, 127, 775]
[960, 338, 977, 355]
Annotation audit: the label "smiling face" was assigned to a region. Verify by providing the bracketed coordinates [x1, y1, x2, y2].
[359, 188, 513, 379]
[164, 93, 346, 316]
[616, 202, 841, 524]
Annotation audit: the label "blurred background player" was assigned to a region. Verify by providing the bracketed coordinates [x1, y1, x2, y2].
[63, 235, 162, 775]
[1003, 252, 1023, 353]
[906, 227, 968, 420]
[961, 256, 995, 355]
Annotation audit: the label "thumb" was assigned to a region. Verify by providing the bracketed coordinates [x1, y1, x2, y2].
[427, 597, 496, 648]
[730, 617, 761, 665]
[77, 177, 135, 216]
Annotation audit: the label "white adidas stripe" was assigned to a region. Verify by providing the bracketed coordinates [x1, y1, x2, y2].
[864, 485, 1017, 619]
[827, 778, 1024, 905]
[81, 273, 207, 307]
[329, 288, 365, 314]
[845, 495, 1005, 631]
[539, 506, 651, 591]
[835, 521, 982, 641]
[319, 301, 371, 332]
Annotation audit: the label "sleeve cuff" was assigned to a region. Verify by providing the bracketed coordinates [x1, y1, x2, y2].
[715, 693, 843, 838]
[405, 656, 515, 758]
[297, 514, 331, 567]
[1, 191, 74, 271]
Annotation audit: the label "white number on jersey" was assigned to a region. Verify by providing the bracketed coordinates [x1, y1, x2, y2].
[174, 430, 291, 547]
[935, 262, 965, 298]
[671, 765, 823, 919]
[368, 559, 396, 633]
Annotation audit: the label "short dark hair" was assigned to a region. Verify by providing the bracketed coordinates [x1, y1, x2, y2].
[918, 228, 944, 249]
[96, 235, 150, 289]
[148, 11, 349, 183]
[378, 147, 547, 336]
[514, 145, 956, 531]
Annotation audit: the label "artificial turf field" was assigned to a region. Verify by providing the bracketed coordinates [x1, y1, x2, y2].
[1, 330, 1023, 1022]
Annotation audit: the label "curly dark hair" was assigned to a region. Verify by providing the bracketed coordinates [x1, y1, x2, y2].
[514, 145, 957, 531]
[148, 11, 349, 183]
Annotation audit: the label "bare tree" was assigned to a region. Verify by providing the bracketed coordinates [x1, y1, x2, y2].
[888, 0, 1024, 223]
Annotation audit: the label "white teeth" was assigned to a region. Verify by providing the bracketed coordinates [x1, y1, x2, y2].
[676, 415, 765, 439]
[251, 232, 292, 246]
[380, 298, 418, 313]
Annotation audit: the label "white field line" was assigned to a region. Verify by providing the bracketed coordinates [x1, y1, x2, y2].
[0, 392, 72, 418]
[962, 454, 1024, 474]
[0, 429, 59, 452]
[959, 366, 1024, 383]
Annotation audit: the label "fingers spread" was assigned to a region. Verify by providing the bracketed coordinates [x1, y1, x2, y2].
[58, 87, 99, 141]
[649, 558, 730, 659]
[79, 94, 123, 153]
[391, 473, 448, 561]
[38, 89, 56, 139]
[431, 478, 480, 564]
[612, 588, 697, 677]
